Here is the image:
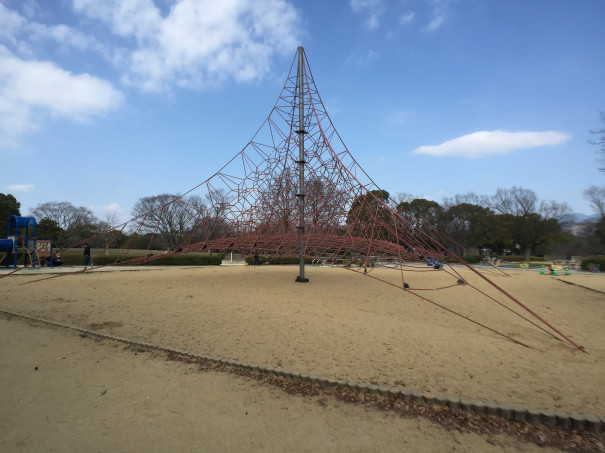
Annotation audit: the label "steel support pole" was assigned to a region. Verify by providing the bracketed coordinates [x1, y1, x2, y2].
[295, 46, 309, 283]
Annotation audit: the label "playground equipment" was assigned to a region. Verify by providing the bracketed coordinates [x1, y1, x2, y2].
[539, 264, 569, 276]
[1, 216, 36, 269]
[426, 257, 443, 269]
[0, 215, 56, 269]
[483, 256, 501, 268]
[1, 47, 587, 353]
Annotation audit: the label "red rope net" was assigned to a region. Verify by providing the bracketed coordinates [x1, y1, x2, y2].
[7, 48, 585, 353]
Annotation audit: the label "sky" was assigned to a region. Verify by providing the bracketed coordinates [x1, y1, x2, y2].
[0, 0, 604, 224]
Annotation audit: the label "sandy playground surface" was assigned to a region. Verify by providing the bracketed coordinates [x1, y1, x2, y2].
[1, 264, 604, 451]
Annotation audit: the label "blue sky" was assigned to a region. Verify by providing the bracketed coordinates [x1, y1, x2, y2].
[1, 0, 604, 223]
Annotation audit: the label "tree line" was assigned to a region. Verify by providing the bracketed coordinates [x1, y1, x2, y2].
[0, 191, 229, 252]
[0, 183, 603, 258]
[389, 186, 603, 260]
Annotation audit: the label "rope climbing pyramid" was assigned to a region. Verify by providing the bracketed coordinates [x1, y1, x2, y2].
[14, 47, 588, 353]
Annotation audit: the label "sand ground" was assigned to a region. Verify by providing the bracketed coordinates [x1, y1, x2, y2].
[1, 317, 558, 452]
[1, 264, 604, 451]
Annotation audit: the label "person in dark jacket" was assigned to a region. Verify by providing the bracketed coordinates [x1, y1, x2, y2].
[83, 243, 91, 268]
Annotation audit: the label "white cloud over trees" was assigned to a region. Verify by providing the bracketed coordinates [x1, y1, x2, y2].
[412, 130, 570, 158]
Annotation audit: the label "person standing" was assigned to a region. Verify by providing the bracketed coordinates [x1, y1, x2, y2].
[83, 243, 91, 268]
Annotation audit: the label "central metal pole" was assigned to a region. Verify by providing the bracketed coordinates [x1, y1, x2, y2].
[295, 46, 309, 283]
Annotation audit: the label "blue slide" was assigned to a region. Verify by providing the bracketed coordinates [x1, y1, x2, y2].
[0, 238, 14, 252]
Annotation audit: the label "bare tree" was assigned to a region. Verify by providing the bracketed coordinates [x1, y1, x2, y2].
[488, 187, 569, 260]
[489, 187, 538, 216]
[390, 192, 416, 209]
[97, 210, 121, 252]
[131, 194, 202, 250]
[441, 192, 489, 210]
[31, 201, 98, 246]
[589, 111, 605, 172]
[183, 195, 206, 241]
[205, 188, 228, 218]
[100, 210, 119, 229]
[32, 201, 97, 231]
[255, 173, 298, 234]
[305, 177, 342, 232]
[538, 200, 573, 228]
[202, 188, 231, 239]
[583, 185, 605, 217]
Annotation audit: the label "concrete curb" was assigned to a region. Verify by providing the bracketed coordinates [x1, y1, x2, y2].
[1, 308, 602, 433]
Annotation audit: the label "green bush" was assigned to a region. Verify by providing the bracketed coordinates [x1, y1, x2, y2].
[60, 252, 84, 265]
[581, 256, 605, 272]
[461, 255, 481, 264]
[61, 252, 222, 266]
[60, 252, 137, 266]
[87, 254, 126, 265]
[245, 255, 313, 265]
[141, 254, 222, 266]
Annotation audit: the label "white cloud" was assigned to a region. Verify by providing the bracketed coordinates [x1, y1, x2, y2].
[89, 202, 128, 224]
[29, 22, 100, 52]
[425, 14, 446, 32]
[398, 12, 415, 26]
[424, 0, 451, 32]
[0, 3, 107, 56]
[350, 0, 381, 12]
[350, 0, 383, 30]
[0, 45, 123, 149]
[412, 130, 570, 158]
[6, 184, 35, 192]
[346, 49, 378, 65]
[21, 0, 40, 19]
[73, 0, 302, 92]
[365, 13, 380, 30]
[0, 3, 26, 45]
[72, 0, 161, 42]
[103, 202, 120, 212]
[90, 201, 121, 215]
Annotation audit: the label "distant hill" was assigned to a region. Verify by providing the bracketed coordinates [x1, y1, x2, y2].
[571, 213, 601, 223]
